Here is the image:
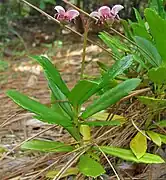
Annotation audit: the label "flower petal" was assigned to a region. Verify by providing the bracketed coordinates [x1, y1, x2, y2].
[65, 9, 79, 21]
[98, 6, 111, 17]
[111, 5, 124, 16]
[89, 11, 100, 19]
[54, 5, 65, 15]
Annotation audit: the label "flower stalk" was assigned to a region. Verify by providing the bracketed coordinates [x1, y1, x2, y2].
[80, 22, 89, 79]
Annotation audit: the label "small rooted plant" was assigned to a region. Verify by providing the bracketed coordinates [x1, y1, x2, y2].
[6, 1, 165, 179]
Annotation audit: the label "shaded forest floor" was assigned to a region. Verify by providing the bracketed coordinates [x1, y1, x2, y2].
[0, 20, 166, 179]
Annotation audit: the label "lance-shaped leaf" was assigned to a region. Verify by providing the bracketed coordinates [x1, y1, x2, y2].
[98, 146, 164, 163]
[46, 167, 79, 178]
[6, 90, 72, 127]
[150, 120, 166, 128]
[130, 131, 147, 159]
[99, 32, 129, 59]
[101, 55, 133, 86]
[49, 79, 73, 118]
[133, 8, 145, 26]
[21, 139, 74, 152]
[97, 61, 109, 71]
[78, 154, 105, 178]
[158, 133, 166, 144]
[121, 19, 134, 40]
[81, 55, 133, 99]
[146, 131, 161, 146]
[92, 112, 126, 121]
[138, 96, 166, 109]
[31, 55, 70, 96]
[134, 36, 161, 67]
[80, 125, 91, 142]
[50, 93, 70, 119]
[145, 8, 166, 64]
[131, 23, 151, 40]
[68, 80, 99, 107]
[81, 78, 141, 119]
[149, 0, 166, 18]
[31, 55, 73, 118]
[7, 90, 81, 141]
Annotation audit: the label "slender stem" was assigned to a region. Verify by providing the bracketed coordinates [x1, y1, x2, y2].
[80, 23, 89, 79]
[145, 110, 157, 129]
[73, 105, 80, 126]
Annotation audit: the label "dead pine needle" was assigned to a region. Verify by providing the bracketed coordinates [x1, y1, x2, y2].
[95, 144, 121, 180]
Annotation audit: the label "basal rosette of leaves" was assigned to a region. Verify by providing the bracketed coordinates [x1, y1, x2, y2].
[6, 55, 165, 178]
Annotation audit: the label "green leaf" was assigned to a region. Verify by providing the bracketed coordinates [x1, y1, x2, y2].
[99, 32, 122, 59]
[50, 93, 70, 119]
[80, 125, 91, 141]
[65, 126, 81, 141]
[148, 67, 166, 85]
[31, 55, 70, 96]
[81, 78, 141, 119]
[78, 154, 105, 178]
[46, 167, 79, 178]
[158, 133, 166, 144]
[149, 0, 166, 18]
[99, 32, 130, 53]
[97, 61, 109, 72]
[130, 132, 147, 159]
[99, 146, 164, 163]
[49, 79, 73, 118]
[146, 131, 162, 146]
[131, 23, 151, 40]
[39, 1, 46, 10]
[6, 90, 72, 127]
[6, 90, 81, 140]
[145, 8, 166, 64]
[151, 120, 166, 128]
[134, 36, 161, 67]
[133, 8, 144, 25]
[121, 19, 134, 40]
[21, 139, 74, 152]
[31, 55, 74, 117]
[92, 112, 126, 122]
[101, 55, 133, 86]
[68, 80, 99, 107]
[133, 54, 149, 70]
[82, 120, 121, 127]
[138, 96, 166, 109]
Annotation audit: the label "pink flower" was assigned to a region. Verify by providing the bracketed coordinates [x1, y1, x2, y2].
[54, 6, 79, 22]
[90, 5, 124, 23]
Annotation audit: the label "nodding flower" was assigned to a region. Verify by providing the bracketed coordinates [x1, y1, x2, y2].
[90, 5, 124, 23]
[54, 6, 79, 22]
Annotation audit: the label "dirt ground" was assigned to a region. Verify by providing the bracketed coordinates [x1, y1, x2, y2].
[0, 20, 166, 179]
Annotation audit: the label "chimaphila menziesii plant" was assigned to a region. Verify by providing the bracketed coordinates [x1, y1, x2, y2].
[6, 1, 165, 179]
